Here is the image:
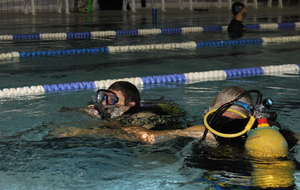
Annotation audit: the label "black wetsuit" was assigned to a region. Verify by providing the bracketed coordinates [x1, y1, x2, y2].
[227, 18, 246, 38]
[112, 103, 188, 130]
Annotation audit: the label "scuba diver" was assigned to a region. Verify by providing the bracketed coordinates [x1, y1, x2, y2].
[198, 86, 294, 149]
[183, 86, 298, 189]
[228, 2, 247, 38]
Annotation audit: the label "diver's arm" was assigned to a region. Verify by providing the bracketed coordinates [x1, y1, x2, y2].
[47, 122, 216, 145]
[121, 125, 217, 145]
[77, 106, 102, 118]
[176, 125, 217, 145]
[182, 125, 214, 139]
[59, 105, 102, 119]
[296, 135, 300, 145]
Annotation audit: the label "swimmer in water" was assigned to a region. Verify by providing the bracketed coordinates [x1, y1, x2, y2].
[49, 81, 188, 142]
[79, 81, 187, 129]
[227, 2, 247, 38]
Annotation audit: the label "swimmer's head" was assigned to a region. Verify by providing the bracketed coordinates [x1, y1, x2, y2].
[211, 86, 254, 117]
[231, 2, 246, 15]
[94, 96, 132, 120]
[108, 81, 141, 107]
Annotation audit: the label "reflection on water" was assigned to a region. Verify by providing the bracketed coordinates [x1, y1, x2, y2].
[0, 107, 299, 189]
[251, 158, 295, 189]
[181, 143, 297, 189]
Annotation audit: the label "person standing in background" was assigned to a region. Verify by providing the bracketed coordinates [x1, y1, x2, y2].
[228, 2, 247, 38]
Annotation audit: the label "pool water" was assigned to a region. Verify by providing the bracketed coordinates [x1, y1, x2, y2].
[1, 7, 300, 189]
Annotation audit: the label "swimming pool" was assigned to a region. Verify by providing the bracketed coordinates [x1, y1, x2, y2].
[1, 7, 300, 189]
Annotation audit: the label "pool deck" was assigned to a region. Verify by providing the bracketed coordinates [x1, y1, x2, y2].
[0, 2, 299, 31]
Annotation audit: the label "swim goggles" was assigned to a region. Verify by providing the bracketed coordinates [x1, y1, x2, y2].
[96, 89, 119, 105]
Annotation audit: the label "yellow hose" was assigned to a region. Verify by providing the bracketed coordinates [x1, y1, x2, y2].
[203, 108, 256, 138]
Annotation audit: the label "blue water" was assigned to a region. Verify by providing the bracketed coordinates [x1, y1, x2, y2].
[1, 8, 300, 189]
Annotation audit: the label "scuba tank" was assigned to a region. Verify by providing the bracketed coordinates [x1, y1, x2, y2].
[245, 118, 288, 158]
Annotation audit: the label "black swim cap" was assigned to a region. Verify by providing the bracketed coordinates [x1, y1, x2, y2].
[231, 2, 245, 15]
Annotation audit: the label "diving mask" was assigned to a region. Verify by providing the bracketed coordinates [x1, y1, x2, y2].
[94, 89, 130, 120]
[95, 89, 119, 106]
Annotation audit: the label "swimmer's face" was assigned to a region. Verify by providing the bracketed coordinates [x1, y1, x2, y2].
[101, 89, 136, 107]
[241, 7, 247, 19]
[94, 88, 136, 119]
[99, 89, 132, 119]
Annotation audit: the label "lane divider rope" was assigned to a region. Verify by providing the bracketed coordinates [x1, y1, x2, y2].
[1, 35, 300, 60]
[0, 22, 299, 41]
[0, 64, 299, 98]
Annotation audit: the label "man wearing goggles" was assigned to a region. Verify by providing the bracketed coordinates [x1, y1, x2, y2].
[72, 80, 187, 130]
[96, 89, 120, 106]
[84, 81, 141, 120]
[52, 80, 188, 141]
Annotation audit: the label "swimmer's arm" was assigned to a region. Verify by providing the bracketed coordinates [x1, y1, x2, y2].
[122, 125, 216, 145]
[77, 106, 102, 118]
[173, 125, 216, 145]
[47, 124, 136, 141]
[47, 123, 217, 145]
[59, 105, 102, 118]
[296, 134, 300, 145]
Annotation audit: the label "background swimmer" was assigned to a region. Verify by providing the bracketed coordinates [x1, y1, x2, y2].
[228, 2, 247, 38]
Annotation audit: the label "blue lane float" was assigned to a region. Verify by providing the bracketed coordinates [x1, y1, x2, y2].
[0, 22, 299, 41]
[224, 67, 264, 79]
[202, 26, 223, 31]
[245, 24, 260, 29]
[17, 47, 109, 57]
[0, 64, 299, 98]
